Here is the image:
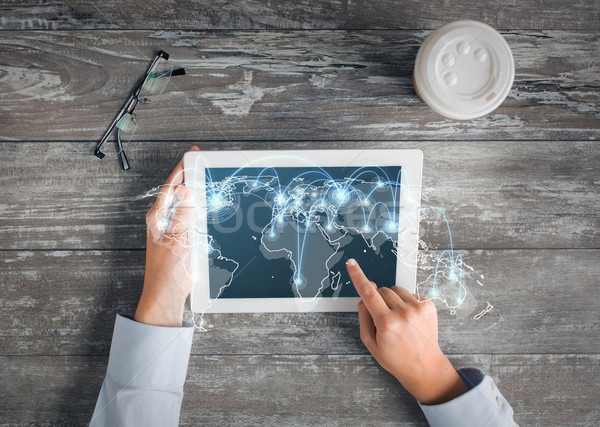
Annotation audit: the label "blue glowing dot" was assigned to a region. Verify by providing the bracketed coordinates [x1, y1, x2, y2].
[325, 223, 334, 231]
[294, 276, 303, 285]
[430, 288, 439, 297]
[311, 191, 318, 198]
[362, 225, 372, 233]
[384, 220, 399, 233]
[363, 198, 370, 206]
[448, 269, 458, 282]
[208, 193, 226, 210]
[376, 181, 384, 188]
[334, 189, 348, 202]
[275, 194, 286, 205]
[252, 182, 258, 187]
[277, 216, 285, 224]
[268, 231, 276, 238]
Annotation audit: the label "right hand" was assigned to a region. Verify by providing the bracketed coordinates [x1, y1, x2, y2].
[346, 258, 469, 405]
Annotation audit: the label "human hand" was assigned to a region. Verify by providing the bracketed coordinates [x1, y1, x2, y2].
[346, 258, 469, 405]
[134, 146, 199, 327]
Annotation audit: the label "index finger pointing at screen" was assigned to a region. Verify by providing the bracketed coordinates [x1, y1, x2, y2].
[346, 259, 389, 316]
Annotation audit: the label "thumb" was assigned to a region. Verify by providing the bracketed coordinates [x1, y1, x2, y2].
[165, 185, 192, 238]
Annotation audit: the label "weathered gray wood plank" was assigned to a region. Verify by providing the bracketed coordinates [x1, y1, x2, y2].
[0, 2, 598, 425]
[1, 140, 598, 250]
[490, 354, 600, 426]
[0, 30, 598, 142]
[1, 0, 598, 30]
[1, 249, 598, 356]
[1, 354, 598, 425]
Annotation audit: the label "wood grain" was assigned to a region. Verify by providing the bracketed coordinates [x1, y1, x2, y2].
[1, 249, 598, 356]
[1, 0, 598, 30]
[181, 354, 600, 426]
[0, 30, 598, 142]
[1, 2, 599, 423]
[1, 140, 598, 250]
[491, 354, 600, 427]
[1, 354, 598, 425]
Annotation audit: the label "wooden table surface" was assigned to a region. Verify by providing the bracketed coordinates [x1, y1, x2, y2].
[1, 1, 599, 425]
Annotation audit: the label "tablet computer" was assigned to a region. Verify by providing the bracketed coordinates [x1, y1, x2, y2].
[184, 149, 422, 313]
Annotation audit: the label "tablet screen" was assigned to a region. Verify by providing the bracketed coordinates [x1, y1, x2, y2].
[204, 165, 403, 301]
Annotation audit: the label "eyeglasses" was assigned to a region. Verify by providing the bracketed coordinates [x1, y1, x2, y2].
[94, 50, 185, 170]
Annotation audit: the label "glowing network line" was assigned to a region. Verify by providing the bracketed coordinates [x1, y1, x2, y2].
[143, 168, 492, 329]
[201, 167, 405, 302]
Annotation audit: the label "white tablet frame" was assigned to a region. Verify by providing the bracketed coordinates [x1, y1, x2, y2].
[184, 149, 422, 313]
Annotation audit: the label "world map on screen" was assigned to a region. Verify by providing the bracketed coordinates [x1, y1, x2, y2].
[203, 166, 403, 300]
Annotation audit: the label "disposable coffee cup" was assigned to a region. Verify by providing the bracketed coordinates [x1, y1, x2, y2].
[413, 20, 514, 120]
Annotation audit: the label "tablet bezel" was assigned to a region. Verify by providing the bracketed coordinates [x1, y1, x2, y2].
[184, 149, 422, 313]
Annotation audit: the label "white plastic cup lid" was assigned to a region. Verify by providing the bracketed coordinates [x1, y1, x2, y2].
[413, 20, 515, 120]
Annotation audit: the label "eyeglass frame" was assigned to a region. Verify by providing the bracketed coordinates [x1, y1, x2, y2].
[94, 50, 185, 170]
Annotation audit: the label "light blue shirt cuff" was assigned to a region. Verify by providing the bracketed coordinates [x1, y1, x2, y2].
[106, 314, 194, 388]
[90, 314, 194, 427]
[418, 368, 517, 427]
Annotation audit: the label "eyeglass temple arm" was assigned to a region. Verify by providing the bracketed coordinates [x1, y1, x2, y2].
[112, 125, 131, 171]
[118, 150, 130, 170]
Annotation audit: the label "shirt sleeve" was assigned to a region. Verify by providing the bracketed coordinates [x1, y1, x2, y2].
[90, 314, 194, 427]
[418, 368, 518, 427]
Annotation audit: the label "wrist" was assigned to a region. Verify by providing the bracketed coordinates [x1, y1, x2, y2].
[134, 290, 186, 327]
[404, 354, 469, 405]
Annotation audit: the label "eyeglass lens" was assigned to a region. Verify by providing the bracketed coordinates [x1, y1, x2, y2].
[100, 113, 138, 157]
[139, 58, 173, 103]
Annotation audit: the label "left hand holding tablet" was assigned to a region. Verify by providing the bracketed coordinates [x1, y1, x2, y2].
[135, 146, 199, 327]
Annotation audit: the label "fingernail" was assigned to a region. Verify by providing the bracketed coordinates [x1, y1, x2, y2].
[346, 258, 356, 267]
[174, 185, 186, 203]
